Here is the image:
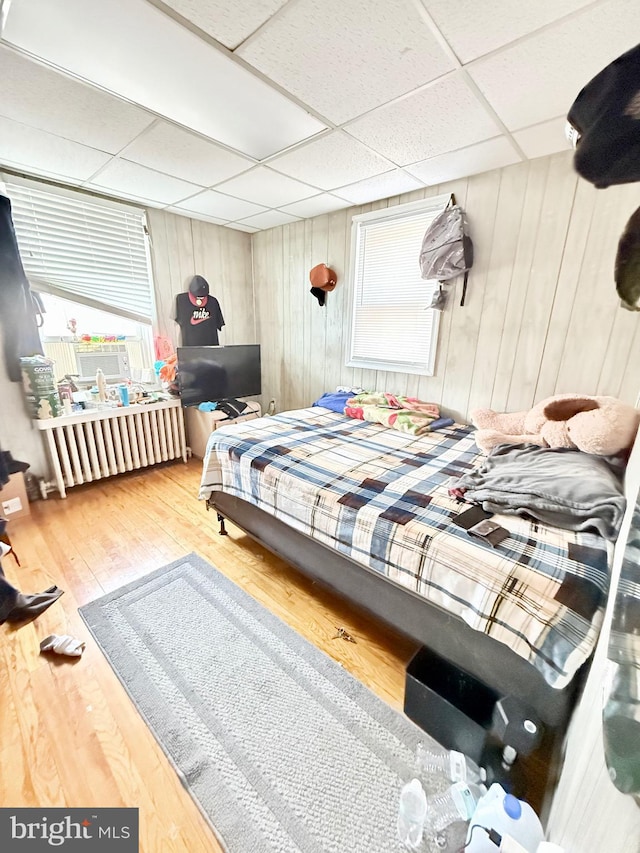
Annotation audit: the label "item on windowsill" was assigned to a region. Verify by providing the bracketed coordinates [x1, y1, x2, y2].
[118, 384, 130, 407]
[96, 368, 107, 402]
[20, 355, 62, 419]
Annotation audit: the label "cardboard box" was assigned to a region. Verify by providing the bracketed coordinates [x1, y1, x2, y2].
[1, 472, 31, 520]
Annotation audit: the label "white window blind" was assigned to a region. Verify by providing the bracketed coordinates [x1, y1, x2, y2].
[7, 180, 153, 324]
[348, 195, 449, 375]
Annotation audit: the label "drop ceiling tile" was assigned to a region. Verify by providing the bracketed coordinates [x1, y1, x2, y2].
[160, 0, 289, 50]
[468, 0, 640, 131]
[346, 75, 501, 165]
[215, 166, 318, 207]
[513, 117, 573, 160]
[238, 210, 301, 230]
[0, 45, 154, 154]
[0, 115, 111, 181]
[406, 137, 521, 185]
[122, 121, 255, 186]
[165, 206, 229, 226]
[173, 190, 267, 220]
[224, 222, 260, 234]
[2, 0, 326, 160]
[335, 170, 424, 205]
[269, 132, 393, 191]
[87, 159, 202, 205]
[424, 0, 594, 63]
[280, 194, 351, 218]
[237, 0, 454, 124]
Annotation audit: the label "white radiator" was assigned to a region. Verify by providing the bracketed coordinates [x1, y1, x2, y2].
[36, 399, 187, 498]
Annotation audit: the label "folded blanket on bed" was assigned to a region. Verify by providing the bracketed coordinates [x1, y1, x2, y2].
[453, 443, 626, 540]
[345, 392, 440, 436]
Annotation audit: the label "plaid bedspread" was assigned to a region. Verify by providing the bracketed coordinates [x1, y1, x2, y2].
[199, 408, 610, 690]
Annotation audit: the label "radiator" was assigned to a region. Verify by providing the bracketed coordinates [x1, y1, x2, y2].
[36, 399, 187, 498]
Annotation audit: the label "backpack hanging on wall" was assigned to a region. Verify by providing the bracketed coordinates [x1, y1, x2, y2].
[419, 199, 474, 306]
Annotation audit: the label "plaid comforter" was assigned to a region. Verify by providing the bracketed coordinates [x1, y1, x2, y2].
[199, 408, 610, 690]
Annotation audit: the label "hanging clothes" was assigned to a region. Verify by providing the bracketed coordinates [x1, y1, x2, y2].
[0, 193, 43, 381]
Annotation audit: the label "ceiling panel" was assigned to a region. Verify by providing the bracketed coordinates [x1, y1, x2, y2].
[0, 46, 154, 154]
[280, 194, 351, 218]
[122, 121, 255, 186]
[346, 74, 501, 165]
[2, 0, 326, 160]
[269, 132, 393, 191]
[237, 0, 454, 124]
[238, 209, 300, 230]
[424, 0, 595, 63]
[215, 166, 318, 207]
[468, 0, 640, 131]
[165, 207, 229, 226]
[224, 222, 260, 233]
[86, 159, 202, 206]
[512, 117, 573, 160]
[0, 115, 111, 182]
[173, 189, 267, 220]
[406, 136, 521, 185]
[335, 170, 424, 205]
[159, 0, 289, 50]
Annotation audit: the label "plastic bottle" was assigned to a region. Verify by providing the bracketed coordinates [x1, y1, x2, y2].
[465, 784, 544, 853]
[96, 368, 107, 403]
[416, 742, 487, 784]
[425, 781, 486, 833]
[397, 778, 427, 849]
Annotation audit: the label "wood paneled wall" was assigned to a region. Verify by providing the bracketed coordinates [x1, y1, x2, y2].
[252, 151, 640, 420]
[146, 209, 255, 351]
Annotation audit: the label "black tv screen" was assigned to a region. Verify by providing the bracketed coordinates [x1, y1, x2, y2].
[177, 345, 261, 407]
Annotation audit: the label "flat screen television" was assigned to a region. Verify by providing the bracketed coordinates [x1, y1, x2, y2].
[177, 345, 261, 407]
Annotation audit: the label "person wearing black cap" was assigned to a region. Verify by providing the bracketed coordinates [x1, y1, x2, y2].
[174, 275, 225, 346]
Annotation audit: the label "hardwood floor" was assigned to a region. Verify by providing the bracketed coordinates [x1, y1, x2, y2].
[0, 460, 418, 852]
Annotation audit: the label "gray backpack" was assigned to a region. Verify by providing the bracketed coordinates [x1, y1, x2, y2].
[419, 204, 474, 306]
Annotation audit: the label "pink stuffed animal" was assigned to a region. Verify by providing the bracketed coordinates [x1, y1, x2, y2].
[472, 394, 640, 456]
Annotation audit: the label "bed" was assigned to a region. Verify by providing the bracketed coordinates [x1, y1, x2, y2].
[199, 407, 611, 734]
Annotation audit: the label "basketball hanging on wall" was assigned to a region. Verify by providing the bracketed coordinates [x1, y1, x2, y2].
[309, 263, 337, 307]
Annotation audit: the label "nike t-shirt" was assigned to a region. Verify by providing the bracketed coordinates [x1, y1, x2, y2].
[174, 293, 225, 346]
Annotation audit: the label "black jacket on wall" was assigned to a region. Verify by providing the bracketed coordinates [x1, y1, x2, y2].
[0, 193, 43, 381]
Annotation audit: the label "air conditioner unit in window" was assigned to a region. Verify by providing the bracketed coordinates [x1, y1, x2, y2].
[74, 345, 131, 384]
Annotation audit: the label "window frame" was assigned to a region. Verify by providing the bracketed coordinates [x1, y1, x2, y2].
[346, 193, 450, 376]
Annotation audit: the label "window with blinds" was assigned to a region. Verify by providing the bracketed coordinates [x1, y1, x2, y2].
[6, 179, 153, 324]
[347, 195, 449, 375]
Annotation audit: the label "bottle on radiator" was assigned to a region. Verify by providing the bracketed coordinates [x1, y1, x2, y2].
[416, 742, 487, 785]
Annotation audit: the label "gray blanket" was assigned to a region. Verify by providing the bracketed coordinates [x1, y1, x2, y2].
[456, 443, 626, 540]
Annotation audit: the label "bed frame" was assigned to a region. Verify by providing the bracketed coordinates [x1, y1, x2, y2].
[209, 491, 588, 732]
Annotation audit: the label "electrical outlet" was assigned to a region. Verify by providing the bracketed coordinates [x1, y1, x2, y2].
[2, 497, 22, 515]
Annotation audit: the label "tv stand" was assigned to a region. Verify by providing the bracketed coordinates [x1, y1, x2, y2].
[185, 401, 261, 459]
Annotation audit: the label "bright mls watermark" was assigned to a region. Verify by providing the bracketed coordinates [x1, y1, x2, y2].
[0, 809, 138, 851]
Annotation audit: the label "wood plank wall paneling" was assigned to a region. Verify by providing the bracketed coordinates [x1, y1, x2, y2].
[146, 209, 255, 352]
[252, 151, 640, 421]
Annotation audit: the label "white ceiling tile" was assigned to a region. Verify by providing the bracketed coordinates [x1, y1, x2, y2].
[165, 207, 229, 226]
[0, 115, 111, 181]
[269, 132, 393, 190]
[238, 210, 301, 230]
[512, 117, 573, 160]
[159, 0, 289, 50]
[87, 159, 202, 205]
[224, 222, 260, 234]
[173, 190, 267, 220]
[122, 121, 255, 186]
[215, 167, 318, 207]
[424, 0, 595, 63]
[406, 137, 521, 185]
[0, 45, 154, 154]
[335, 170, 424, 205]
[468, 0, 640, 131]
[280, 194, 351, 218]
[346, 75, 501, 165]
[237, 0, 454, 124]
[3, 0, 326, 160]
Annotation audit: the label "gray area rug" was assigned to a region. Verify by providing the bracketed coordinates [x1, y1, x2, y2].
[80, 553, 442, 852]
